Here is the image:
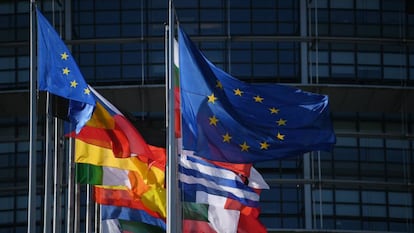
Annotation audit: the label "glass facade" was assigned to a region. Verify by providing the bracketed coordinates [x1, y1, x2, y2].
[0, 0, 413, 232]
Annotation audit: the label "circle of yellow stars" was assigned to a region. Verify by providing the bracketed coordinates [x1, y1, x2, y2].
[205, 80, 288, 153]
[60, 51, 91, 95]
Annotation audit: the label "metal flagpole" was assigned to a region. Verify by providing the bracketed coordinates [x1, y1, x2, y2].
[86, 184, 92, 233]
[43, 93, 53, 233]
[53, 118, 62, 233]
[167, 1, 180, 232]
[66, 137, 75, 233]
[28, 1, 38, 232]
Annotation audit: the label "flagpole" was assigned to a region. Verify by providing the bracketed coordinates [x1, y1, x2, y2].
[86, 184, 92, 233]
[167, 1, 180, 232]
[53, 118, 62, 233]
[28, 1, 38, 232]
[43, 93, 53, 233]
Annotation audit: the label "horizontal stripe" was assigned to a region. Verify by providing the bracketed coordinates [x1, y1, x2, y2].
[75, 139, 164, 186]
[179, 154, 259, 207]
[76, 163, 102, 185]
[75, 163, 131, 189]
[179, 165, 256, 194]
[180, 151, 268, 189]
[180, 148, 251, 177]
[94, 186, 163, 219]
[180, 181, 258, 207]
[119, 219, 165, 233]
[101, 219, 121, 233]
[101, 205, 166, 230]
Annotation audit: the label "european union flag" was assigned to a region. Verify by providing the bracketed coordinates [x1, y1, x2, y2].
[178, 28, 336, 163]
[37, 9, 95, 132]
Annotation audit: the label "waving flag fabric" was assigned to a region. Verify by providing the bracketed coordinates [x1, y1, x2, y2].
[179, 153, 262, 207]
[94, 186, 163, 219]
[101, 219, 165, 233]
[71, 87, 164, 166]
[101, 205, 166, 230]
[76, 163, 131, 188]
[178, 28, 336, 163]
[179, 150, 269, 233]
[37, 9, 95, 132]
[75, 139, 166, 217]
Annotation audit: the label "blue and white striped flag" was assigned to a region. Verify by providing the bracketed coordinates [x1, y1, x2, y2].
[179, 151, 268, 208]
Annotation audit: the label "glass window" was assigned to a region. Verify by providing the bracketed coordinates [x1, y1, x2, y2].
[331, 0, 354, 9]
[383, 67, 405, 80]
[331, 10, 354, 23]
[0, 211, 13, 224]
[383, 53, 406, 66]
[389, 206, 413, 218]
[334, 147, 358, 161]
[362, 191, 386, 204]
[356, 0, 380, 10]
[357, 52, 380, 65]
[336, 204, 360, 216]
[336, 190, 359, 203]
[331, 65, 355, 77]
[335, 137, 357, 147]
[331, 52, 354, 64]
[0, 142, 14, 153]
[362, 205, 386, 217]
[389, 192, 413, 205]
[386, 139, 409, 149]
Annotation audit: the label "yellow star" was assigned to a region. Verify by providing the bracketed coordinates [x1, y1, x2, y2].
[84, 88, 91, 95]
[209, 115, 219, 126]
[222, 133, 232, 143]
[207, 93, 217, 104]
[233, 88, 243, 96]
[253, 95, 264, 103]
[260, 141, 270, 150]
[276, 118, 287, 126]
[62, 67, 70, 75]
[276, 132, 285, 140]
[70, 80, 78, 88]
[216, 80, 223, 89]
[239, 141, 250, 152]
[269, 107, 280, 114]
[61, 52, 69, 60]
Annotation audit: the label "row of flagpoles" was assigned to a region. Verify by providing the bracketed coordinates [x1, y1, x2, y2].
[28, 2, 181, 232]
[28, 0, 336, 232]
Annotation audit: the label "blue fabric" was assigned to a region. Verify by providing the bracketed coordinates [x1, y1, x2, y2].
[179, 28, 336, 163]
[37, 9, 95, 132]
[179, 155, 259, 207]
[101, 205, 166, 230]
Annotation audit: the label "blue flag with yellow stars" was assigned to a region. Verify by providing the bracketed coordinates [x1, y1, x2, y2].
[37, 9, 95, 132]
[178, 28, 336, 163]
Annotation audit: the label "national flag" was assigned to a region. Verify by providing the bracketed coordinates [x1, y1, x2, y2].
[179, 152, 268, 208]
[74, 139, 166, 217]
[101, 219, 165, 233]
[94, 186, 163, 220]
[178, 27, 336, 163]
[101, 205, 166, 230]
[75, 139, 165, 187]
[37, 9, 95, 132]
[182, 201, 239, 233]
[182, 192, 267, 233]
[70, 87, 164, 165]
[76, 163, 131, 188]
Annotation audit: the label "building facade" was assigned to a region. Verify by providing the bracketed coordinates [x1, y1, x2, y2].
[0, 0, 413, 232]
